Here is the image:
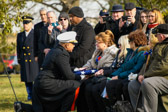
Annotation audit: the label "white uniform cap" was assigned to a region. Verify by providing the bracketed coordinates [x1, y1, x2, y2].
[57, 31, 78, 43]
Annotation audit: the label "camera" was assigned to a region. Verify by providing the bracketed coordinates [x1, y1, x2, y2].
[51, 21, 59, 27]
[122, 16, 130, 21]
[103, 16, 113, 22]
[152, 27, 158, 34]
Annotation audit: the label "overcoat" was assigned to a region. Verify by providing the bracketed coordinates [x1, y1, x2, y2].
[17, 29, 38, 82]
[70, 18, 96, 68]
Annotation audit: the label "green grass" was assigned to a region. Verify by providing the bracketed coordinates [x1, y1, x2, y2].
[0, 74, 31, 112]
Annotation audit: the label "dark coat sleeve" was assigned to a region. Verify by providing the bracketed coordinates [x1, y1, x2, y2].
[94, 22, 106, 35]
[38, 27, 48, 53]
[34, 22, 43, 57]
[56, 51, 81, 80]
[70, 26, 95, 60]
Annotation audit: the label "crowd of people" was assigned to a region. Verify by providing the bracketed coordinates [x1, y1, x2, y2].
[15, 2, 168, 112]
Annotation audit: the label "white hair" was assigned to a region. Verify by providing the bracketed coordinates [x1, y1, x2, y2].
[47, 11, 56, 16]
[39, 8, 47, 13]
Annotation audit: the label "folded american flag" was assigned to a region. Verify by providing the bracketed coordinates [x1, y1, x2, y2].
[74, 69, 98, 75]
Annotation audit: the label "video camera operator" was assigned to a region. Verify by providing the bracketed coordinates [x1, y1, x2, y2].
[119, 2, 140, 35]
[94, 9, 109, 35]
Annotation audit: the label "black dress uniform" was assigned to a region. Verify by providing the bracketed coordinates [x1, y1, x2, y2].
[17, 16, 38, 100]
[32, 32, 81, 112]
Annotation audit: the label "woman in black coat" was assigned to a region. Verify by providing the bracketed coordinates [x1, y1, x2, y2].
[32, 31, 81, 112]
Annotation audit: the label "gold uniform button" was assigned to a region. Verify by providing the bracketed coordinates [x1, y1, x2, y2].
[23, 47, 25, 49]
[29, 60, 31, 62]
[24, 53, 26, 56]
[28, 53, 31, 55]
[40, 68, 43, 70]
[25, 60, 27, 62]
[27, 46, 29, 49]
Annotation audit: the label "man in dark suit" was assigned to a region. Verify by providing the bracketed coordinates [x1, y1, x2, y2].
[68, 6, 95, 68]
[17, 16, 38, 101]
[34, 8, 47, 69]
[38, 11, 64, 70]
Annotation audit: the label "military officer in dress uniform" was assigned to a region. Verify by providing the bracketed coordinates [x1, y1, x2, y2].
[17, 16, 38, 101]
[32, 31, 82, 112]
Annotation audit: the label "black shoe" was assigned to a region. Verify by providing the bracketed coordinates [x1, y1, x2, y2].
[14, 101, 22, 112]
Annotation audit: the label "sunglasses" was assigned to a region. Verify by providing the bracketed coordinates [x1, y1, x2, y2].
[59, 18, 67, 21]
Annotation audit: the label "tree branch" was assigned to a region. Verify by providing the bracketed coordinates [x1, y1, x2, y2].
[95, 0, 106, 9]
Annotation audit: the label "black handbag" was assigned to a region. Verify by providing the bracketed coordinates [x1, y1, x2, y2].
[113, 100, 134, 112]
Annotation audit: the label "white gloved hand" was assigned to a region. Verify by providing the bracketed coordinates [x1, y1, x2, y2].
[80, 75, 86, 80]
[74, 67, 79, 72]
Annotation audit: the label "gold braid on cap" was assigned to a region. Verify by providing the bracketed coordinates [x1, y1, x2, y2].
[69, 40, 78, 43]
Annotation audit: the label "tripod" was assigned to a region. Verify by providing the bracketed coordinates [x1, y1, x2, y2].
[0, 53, 19, 101]
[0, 27, 22, 112]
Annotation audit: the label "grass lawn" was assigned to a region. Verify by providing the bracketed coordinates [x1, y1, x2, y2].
[0, 74, 31, 112]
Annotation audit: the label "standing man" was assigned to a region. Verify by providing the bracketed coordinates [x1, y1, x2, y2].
[17, 16, 38, 101]
[94, 9, 109, 35]
[68, 6, 95, 68]
[128, 24, 168, 112]
[38, 11, 63, 69]
[107, 4, 124, 45]
[119, 2, 140, 35]
[34, 8, 47, 69]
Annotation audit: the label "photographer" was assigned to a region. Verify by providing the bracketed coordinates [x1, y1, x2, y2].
[102, 5, 124, 46]
[119, 2, 140, 36]
[94, 9, 109, 35]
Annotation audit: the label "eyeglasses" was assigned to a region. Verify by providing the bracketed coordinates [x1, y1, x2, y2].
[59, 18, 67, 21]
[148, 15, 155, 18]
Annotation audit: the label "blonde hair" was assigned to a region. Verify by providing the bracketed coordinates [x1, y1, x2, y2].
[149, 8, 165, 24]
[118, 35, 130, 58]
[95, 30, 115, 47]
[149, 33, 158, 48]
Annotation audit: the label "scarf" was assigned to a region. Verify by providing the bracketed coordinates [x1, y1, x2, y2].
[147, 23, 159, 29]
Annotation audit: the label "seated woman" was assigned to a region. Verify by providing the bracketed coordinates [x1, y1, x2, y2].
[32, 31, 82, 112]
[87, 29, 147, 112]
[95, 35, 130, 77]
[105, 29, 147, 103]
[81, 35, 130, 112]
[77, 30, 118, 112]
[79, 30, 118, 71]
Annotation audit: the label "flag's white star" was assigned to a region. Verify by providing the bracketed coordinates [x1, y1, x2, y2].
[91, 70, 96, 73]
[81, 71, 85, 75]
